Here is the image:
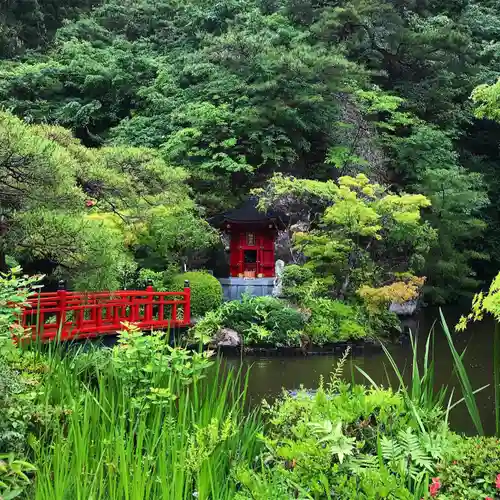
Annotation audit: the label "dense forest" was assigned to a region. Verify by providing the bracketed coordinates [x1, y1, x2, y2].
[1, 0, 500, 303]
[5, 3, 500, 498]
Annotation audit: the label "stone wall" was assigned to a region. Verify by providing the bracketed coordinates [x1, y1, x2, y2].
[218, 277, 275, 301]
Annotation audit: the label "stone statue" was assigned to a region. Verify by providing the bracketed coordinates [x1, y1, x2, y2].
[272, 259, 285, 297]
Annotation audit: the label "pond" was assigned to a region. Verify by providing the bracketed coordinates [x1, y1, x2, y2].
[224, 306, 496, 435]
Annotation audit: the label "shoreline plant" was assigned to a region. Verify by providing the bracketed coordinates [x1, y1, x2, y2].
[2, 271, 500, 499]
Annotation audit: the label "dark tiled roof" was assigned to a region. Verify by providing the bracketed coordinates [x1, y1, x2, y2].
[210, 197, 286, 228]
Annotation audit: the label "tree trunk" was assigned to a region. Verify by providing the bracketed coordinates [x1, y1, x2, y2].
[0, 214, 9, 272]
[0, 249, 7, 273]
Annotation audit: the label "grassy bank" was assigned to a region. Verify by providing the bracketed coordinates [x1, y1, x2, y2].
[2, 271, 500, 499]
[2, 320, 500, 500]
[7, 329, 261, 499]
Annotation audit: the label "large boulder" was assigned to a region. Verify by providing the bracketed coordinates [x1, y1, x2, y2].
[214, 328, 241, 347]
[389, 299, 418, 316]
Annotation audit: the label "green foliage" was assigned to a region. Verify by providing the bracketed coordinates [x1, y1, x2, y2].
[434, 436, 500, 499]
[0, 0, 97, 58]
[112, 324, 214, 406]
[1, 0, 500, 301]
[192, 295, 306, 346]
[472, 79, 500, 121]
[0, 361, 39, 454]
[379, 427, 446, 479]
[137, 208, 218, 271]
[193, 291, 397, 347]
[24, 329, 260, 498]
[0, 350, 61, 458]
[170, 271, 223, 318]
[0, 0, 500, 302]
[259, 174, 433, 303]
[0, 270, 47, 455]
[390, 123, 489, 303]
[281, 264, 314, 303]
[0, 453, 36, 500]
[0, 269, 40, 349]
[134, 268, 168, 291]
[236, 353, 451, 499]
[305, 298, 368, 344]
[234, 464, 414, 499]
[229, 296, 304, 346]
[457, 271, 500, 329]
[0, 112, 209, 289]
[0, 273, 492, 500]
[264, 306, 305, 345]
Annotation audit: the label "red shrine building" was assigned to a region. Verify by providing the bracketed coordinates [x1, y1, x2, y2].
[211, 198, 284, 300]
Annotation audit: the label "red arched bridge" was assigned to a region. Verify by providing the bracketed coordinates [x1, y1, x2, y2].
[16, 281, 191, 342]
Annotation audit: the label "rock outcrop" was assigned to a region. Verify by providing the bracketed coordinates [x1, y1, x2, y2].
[213, 327, 241, 347]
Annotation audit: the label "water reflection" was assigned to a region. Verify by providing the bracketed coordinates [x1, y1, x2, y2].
[223, 307, 496, 435]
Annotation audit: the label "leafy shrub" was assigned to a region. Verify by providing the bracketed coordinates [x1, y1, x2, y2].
[282, 264, 314, 288]
[0, 362, 34, 454]
[223, 295, 268, 333]
[1, 269, 41, 351]
[358, 276, 425, 312]
[281, 264, 333, 304]
[135, 268, 167, 291]
[305, 298, 367, 344]
[190, 309, 224, 344]
[235, 464, 413, 500]
[170, 271, 223, 318]
[224, 296, 305, 346]
[0, 270, 52, 455]
[236, 359, 448, 499]
[264, 307, 305, 344]
[434, 436, 500, 499]
[281, 264, 314, 302]
[0, 453, 36, 500]
[323, 468, 413, 500]
[112, 324, 214, 406]
[192, 295, 305, 346]
[0, 355, 56, 455]
[364, 307, 401, 336]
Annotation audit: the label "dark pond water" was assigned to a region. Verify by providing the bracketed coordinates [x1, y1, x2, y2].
[224, 307, 496, 436]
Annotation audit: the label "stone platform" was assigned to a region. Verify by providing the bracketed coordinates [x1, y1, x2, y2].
[218, 277, 275, 301]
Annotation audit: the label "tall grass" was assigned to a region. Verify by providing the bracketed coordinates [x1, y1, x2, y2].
[494, 322, 500, 436]
[28, 345, 261, 500]
[358, 310, 489, 436]
[357, 325, 446, 419]
[439, 309, 485, 435]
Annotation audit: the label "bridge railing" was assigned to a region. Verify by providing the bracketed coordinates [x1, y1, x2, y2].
[18, 280, 191, 342]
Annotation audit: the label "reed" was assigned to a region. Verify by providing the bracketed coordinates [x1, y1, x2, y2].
[439, 309, 485, 435]
[29, 345, 261, 500]
[358, 313, 488, 435]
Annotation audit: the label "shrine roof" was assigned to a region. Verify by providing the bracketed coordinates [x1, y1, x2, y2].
[210, 197, 287, 228]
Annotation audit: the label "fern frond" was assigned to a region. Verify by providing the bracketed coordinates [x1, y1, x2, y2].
[348, 454, 379, 473]
[380, 435, 403, 463]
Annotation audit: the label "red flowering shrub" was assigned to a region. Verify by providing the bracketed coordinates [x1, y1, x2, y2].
[429, 477, 441, 497]
[433, 436, 500, 499]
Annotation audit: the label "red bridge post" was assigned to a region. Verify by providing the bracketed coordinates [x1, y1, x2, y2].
[145, 279, 154, 323]
[56, 280, 67, 336]
[184, 280, 191, 326]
